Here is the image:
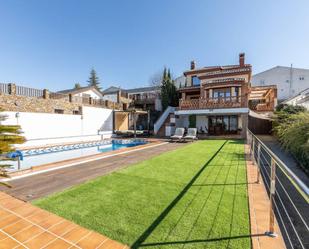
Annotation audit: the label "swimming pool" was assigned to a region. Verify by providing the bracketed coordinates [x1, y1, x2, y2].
[3, 139, 147, 171]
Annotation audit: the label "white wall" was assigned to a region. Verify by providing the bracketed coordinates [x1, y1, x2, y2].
[103, 93, 118, 103]
[2, 106, 113, 147]
[82, 106, 113, 134]
[252, 66, 309, 100]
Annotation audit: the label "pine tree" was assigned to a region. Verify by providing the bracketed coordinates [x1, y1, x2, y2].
[160, 67, 179, 111]
[87, 68, 101, 90]
[74, 83, 81, 89]
[0, 109, 25, 187]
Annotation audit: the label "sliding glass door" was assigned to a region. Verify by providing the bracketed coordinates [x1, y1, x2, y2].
[208, 115, 238, 135]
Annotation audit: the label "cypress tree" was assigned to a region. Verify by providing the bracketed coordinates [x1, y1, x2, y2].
[160, 67, 179, 110]
[87, 68, 101, 90]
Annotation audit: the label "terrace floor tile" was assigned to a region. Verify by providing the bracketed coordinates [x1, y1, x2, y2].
[0, 192, 129, 248]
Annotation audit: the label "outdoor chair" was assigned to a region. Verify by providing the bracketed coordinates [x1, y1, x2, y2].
[184, 128, 198, 141]
[170, 128, 185, 142]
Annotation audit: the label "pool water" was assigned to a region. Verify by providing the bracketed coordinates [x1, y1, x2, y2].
[3, 140, 147, 171]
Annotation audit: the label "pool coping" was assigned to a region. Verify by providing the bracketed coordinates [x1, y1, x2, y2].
[2, 140, 168, 182]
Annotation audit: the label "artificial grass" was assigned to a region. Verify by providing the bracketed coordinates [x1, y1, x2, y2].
[34, 140, 251, 249]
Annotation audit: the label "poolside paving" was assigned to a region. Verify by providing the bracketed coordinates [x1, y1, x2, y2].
[0, 141, 184, 201]
[0, 192, 129, 249]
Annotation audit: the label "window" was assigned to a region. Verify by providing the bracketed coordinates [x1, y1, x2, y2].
[73, 110, 80, 115]
[213, 88, 231, 99]
[286, 79, 290, 83]
[208, 115, 238, 134]
[191, 76, 200, 86]
[299, 76, 305, 80]
[234, 87, 239, 96]
[54, 109, 64, 114]
[260, 80, 265, 85]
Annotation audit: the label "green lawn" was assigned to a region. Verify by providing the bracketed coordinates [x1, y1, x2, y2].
[34, 140, 251, 249]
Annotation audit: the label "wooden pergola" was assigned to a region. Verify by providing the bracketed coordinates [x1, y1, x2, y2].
[113, 109, 150, 137]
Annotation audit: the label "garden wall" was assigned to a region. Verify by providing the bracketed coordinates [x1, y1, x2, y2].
[2, 106, 113, 147]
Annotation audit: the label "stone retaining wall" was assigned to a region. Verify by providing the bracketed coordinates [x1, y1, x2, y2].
[0, 93, 82, 114]
[0, 83, 122, 114]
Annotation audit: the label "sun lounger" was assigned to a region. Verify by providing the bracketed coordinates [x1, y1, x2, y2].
[170, 128, 185, 142]
[184, 128, 198, 141]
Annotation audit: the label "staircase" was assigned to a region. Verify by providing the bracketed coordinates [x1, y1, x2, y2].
[154, 106, 176, 137]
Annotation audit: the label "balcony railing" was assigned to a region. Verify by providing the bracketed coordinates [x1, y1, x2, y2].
[249, 101, 275, 112]
[179, 96, 247, 110]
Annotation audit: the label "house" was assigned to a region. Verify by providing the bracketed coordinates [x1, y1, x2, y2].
[57, 85, 103, 100]
[252, 66, 309, 101]
[126, 86, 162, 111]
[102, 86, 122, 103]
[102, 86, 131, 110]
[154, 53, 277, 138]
[282, 88, 309, 110]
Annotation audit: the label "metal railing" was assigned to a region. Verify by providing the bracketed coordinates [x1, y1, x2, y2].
[247, 129, 309, 249]
[16, 85, 44, 97]
[0, 83, 9, 94]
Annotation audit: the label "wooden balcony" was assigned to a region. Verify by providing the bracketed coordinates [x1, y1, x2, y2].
[249, 101, 275, 112]
[132, 97, 157, 105]
[179, 96, 248, 110]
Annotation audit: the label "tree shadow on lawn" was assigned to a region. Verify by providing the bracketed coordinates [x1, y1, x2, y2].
[192, 182, 256, 187]
[131, 140, 229, 249]
[226, 139, 245, 144]
[138, 233, 266, 247]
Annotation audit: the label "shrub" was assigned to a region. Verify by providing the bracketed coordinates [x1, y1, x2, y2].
[275, 103, 306, 113]
[273, 108, 309, 172]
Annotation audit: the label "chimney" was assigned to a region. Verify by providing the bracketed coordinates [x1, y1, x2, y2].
[239, 53, 245, 67]
[190, 60, 196, 70]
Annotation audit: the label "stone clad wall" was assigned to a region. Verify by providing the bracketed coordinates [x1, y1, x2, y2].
[0, 83, 123, 114]
[0, 93, 81, 114]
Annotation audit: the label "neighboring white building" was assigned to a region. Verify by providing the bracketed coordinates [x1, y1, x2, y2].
[174, 75, 186, 89]
[283, 88, 309, 110]
[102, 86, 121, 103]
[252, 66, 309, 101]
[57, 86, 103, 99]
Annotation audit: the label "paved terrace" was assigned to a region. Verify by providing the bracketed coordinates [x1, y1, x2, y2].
[0, 192, 129, 248]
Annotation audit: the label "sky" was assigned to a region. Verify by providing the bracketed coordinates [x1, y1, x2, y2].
[0, 0, 308, 91]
